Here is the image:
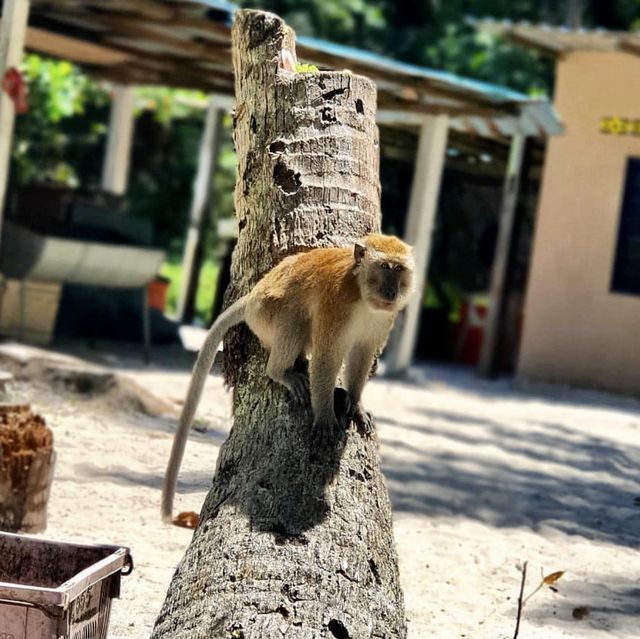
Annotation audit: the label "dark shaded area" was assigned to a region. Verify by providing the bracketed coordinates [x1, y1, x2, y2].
[56, 285, 179, 344]
[611, 157, 640, 295]
[201, 383, 355, 535]
[0, 534, 116, 588]
[378, 374, 640, 548]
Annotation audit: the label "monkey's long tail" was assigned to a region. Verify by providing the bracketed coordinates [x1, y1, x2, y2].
[161, 297, 246, 522]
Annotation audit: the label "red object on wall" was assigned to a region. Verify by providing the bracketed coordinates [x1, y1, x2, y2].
[454, 299, 488, 366]
[2, 67, 29, 113]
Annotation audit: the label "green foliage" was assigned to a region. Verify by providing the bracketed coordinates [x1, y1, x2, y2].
[12, 54, 109, 186]
[295, 62, 319, 72]
[240, 0, 640, 96]
[135, 87, 209, 125]
[240, 0, 386, 52]
[11, 57, 236, 264]
[422, 24, 553, 95]
[160, 259, 220, 324]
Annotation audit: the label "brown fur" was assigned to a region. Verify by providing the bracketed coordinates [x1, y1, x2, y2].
[161, 233, 414, 522]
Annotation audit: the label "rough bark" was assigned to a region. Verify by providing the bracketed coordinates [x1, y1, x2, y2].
[0, 405, 55, 533]
[152, 9, 406, 639]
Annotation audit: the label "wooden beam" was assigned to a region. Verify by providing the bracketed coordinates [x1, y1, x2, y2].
[96, 54, 235, 94]
[31, 0, 178, 22]
[477, 134, 526, 378]
[384, 115, 450, 375]
[93, 14, 230, 64]
[169, 16, 231, 43]
[0, 0, 31, 242]
[177, 97, 224, 324]
[101, 84, 135, 195]
[377, 91, 508, 119]
[24, 25, 130, 64]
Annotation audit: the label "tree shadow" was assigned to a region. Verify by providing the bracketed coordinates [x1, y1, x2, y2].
[379, 402, 640, 548]
[197, 380, 357, 537]
[73, 463, 211, 493]
[524, 576, 640, 634]
[385, 362, 640, 415]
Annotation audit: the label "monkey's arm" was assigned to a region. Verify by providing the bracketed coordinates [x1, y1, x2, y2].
[344, 341, 378, 434]
[309, 331, 345, 435]
[161, 297, 246, 523]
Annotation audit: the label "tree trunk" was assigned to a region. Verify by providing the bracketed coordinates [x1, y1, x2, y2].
[152, 9, 407, 639]
[0, 405, 55, 533]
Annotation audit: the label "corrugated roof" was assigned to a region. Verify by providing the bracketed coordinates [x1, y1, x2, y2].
[473, 18, 640, 57]
[296, 35, 526, 103]
[12, 1, 563, 138]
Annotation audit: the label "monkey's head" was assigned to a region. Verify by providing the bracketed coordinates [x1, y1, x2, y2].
[354, 234, 415, 313]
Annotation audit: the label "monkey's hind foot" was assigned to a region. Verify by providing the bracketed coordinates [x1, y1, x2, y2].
[352, 405, 374, 437]
[312, 416, 340, 450]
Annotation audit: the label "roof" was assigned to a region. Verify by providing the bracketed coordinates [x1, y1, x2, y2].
[7, 1, 562, 138]
[473, 18, 640, 58]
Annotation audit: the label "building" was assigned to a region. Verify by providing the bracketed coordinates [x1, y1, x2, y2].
[0, 1, 561, 360]
[482, 23, 640, 396]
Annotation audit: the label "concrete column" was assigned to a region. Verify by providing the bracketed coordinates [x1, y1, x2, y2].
[176, 95, 224, 323]
[0, 0, 31, 240]
[478, 134, 526, 378]
[385, 114, 449, 375]
[101, 84, 136, 195]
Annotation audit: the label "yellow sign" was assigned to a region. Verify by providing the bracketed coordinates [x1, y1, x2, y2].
[600, 117, 640, 136]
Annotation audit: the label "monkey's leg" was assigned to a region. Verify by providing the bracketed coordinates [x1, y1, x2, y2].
[344, 342, 377, 435]
[309, 346, 343, 436]
[266, 332, 309, 404]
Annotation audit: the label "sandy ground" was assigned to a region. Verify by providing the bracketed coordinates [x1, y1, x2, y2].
[1, 335, 639, 639]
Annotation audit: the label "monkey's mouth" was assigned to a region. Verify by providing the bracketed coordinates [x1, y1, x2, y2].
[372, 300, 395, 311]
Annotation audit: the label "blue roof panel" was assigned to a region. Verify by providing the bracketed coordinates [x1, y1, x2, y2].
[296, 35, 527, 103]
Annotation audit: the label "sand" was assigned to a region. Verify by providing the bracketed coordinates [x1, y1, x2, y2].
[1, 338, 638, 639]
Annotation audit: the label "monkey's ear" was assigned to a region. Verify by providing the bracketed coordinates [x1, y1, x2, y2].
[354, 242, 366, 265]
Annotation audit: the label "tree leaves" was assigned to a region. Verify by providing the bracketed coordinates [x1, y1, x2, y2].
[542, 571, 565, 585]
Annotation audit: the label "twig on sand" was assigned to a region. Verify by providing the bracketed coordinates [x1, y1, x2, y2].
[513, 561, 528, 639]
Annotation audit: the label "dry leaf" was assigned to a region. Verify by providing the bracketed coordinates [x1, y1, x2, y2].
[572, 606, 589, 620]
[543, 571, 565, 585]
[173, 511, 200, 529]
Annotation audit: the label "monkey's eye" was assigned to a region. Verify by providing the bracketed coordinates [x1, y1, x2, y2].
[394, 264, 404, 272]
[381, 262, 390, 270]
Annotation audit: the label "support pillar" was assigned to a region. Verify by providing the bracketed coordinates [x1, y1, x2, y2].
[385, 114, 449, 375]
[477, 134, 527, 378]
[101, 84, 135, 195]
[0, 0, 30, 240]
[176, 95, 224, 324]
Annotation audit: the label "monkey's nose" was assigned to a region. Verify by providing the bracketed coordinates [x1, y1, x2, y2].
[382, 288, 397, 302]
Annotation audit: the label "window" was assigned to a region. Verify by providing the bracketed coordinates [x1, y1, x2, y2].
[612, 157, 640, 295]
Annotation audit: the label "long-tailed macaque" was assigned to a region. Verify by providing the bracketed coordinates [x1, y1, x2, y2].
[162, 233, 415, 522]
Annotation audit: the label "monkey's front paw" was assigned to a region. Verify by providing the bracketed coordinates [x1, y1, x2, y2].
[333, 388, 352, 430]
[352, 405, 374, 436]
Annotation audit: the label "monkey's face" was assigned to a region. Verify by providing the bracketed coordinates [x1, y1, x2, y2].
[365, 258, 414, 312]
[354, 235, 415, 313]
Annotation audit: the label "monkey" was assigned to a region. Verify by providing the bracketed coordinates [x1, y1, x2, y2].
[161, 233, 415, 522]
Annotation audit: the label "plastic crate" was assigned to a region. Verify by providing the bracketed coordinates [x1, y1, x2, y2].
[0, 532, 132, 639]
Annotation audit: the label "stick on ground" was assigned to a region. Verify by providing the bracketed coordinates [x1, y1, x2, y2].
[513, 560, 528, 639]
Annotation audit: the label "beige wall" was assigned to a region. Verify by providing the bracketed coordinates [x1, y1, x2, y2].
[518, 50, 640, 396]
